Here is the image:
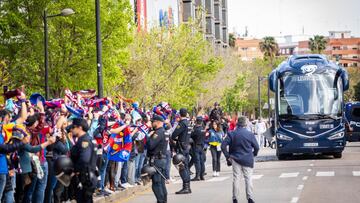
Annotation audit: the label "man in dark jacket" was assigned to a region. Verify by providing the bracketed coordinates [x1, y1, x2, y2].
[190, 116, 206, 181]
[209, 102, 223, 122]
[221, 116, 259, 203]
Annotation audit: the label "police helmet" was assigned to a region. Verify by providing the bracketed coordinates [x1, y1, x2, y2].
[141, 165, 157, 177]
[172, 154, 186, 165]
[54, 155, 74, 175]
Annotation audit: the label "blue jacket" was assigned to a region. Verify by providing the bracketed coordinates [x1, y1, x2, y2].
[221, 127, 259, 168]
[208, 129, 223, 146]
[0, 135, 7, 174]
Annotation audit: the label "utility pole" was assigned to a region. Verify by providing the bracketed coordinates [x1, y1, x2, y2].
[95, 0, 104, 98]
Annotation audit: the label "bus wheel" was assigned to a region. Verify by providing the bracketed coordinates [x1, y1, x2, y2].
[333, 153, 342, 159]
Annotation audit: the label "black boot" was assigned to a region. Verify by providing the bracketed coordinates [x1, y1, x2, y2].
[248, 198, 255, 203]
[175, 182, 192, 194]
[200, 175, 205, 180]
[233, 199, 238, 203]
[191, 175, 200, 181]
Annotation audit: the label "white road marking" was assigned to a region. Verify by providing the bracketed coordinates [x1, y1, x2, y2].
[297, 184, 304, 190]
[206, 177, 230, 182]
[309, 164, 314, 167]
[279, 172, 299, 178]
[252, 175, 263, 180]
[302, 176, 308, 180]
[307, 169, 312, 172]
[316, 171, 335, 177]
[311, 160, 315, 162]
[353, 171, 360, 176]
[290, 197, 299, 203]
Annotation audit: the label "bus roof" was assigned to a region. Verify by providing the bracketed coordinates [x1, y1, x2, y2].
[273, 54, 340, 75]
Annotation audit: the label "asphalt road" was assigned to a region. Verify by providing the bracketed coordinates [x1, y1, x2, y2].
[122, 142, 360, 203]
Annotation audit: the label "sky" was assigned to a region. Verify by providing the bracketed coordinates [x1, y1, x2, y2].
[228, 0, 360, 38]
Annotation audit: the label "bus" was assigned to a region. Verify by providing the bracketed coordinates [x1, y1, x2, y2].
[344, 102, 360, 142]
[269, 54, 349, 160]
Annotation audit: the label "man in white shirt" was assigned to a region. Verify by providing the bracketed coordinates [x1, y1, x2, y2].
[254, 118, 267, 148]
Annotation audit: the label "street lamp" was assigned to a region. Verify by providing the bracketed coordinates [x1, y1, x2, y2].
[95, 0, 104, 98]
[43, 8, 75, 100]
[257, 75, 270, 120]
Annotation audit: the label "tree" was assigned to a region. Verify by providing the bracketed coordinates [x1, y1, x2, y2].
[229, 33, 236, 48]
[309, 35, 327, 54]
[259, 36, 279, 67]
[221, 74, 249, 114]
[121, 23, 223, 110]
[0, 0, 133, 98]
[354, 81, 360, 101]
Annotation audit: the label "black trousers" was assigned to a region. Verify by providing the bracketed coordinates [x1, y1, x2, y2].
[152, 159, 167, 203]
[179, 150, 191, 183]
[210, 146, 221, 172]
[193, 146, 205, 177]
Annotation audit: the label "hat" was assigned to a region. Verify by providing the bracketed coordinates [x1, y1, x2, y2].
[196, 116, 203, 122]
[29, 93, 45, 106]
[237, 116, 247, 127]
[179, 108, 187, 117]
[68, 118, 89, 132]
[151, 115, 164, 122]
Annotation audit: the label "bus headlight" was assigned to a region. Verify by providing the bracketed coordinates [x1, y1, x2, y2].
[328, 132, 344, 140]
[277, 133, 293, 141]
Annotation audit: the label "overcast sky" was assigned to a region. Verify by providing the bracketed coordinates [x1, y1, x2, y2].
[228, 0, 360, 38]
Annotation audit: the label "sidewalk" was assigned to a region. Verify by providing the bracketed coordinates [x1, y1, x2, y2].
[94, 184, 151, 203]
[255, 147, 277, 162]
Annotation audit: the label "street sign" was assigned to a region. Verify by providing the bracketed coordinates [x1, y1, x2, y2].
[263, 103, 269, 109]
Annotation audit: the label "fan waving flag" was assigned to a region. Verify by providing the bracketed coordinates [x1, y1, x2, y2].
[107, 123, 132, 162]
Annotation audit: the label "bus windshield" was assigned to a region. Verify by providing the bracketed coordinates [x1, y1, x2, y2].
[279, 71, 343, 118]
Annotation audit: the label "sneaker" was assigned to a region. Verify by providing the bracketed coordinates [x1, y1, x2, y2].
[104, 188, 114, 194]
[217, 172, 220, 176]
[213, 171, 217, 177]
[121, 183, 135, 188]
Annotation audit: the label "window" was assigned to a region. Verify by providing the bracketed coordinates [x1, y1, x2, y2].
[353, 47, 358, 50]
[344, 63, 348, 67]
[354, 63, 358, 67]
[242, 47, 248, 51]
[353, 56, 358, 59]
[352, 107, 360, 119]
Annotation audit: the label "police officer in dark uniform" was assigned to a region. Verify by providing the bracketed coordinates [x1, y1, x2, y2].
[171, 108, 191, 194]
[147, 115, 168, 203]
[191, 116, 206, 181]
[69, 118, 97, 203]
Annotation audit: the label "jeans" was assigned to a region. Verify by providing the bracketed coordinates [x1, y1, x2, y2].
[0, 174, 7, 200]
[164, 150, 172, 180]
[121, 161, 128, 184]
[28, 162, 49, 203]
[152, 159, 167, 203]
[4, 174, 15, 203]
[114, 162, 123, 187]
[193, 146, 205, 177]
[127, 159, 135, 185]
[210, 146, 221, 172]
[100, 153, 109, 190]
[45, 158, 55, 203]
[134, 152, 146, 182]
[232, 161, 254, 201]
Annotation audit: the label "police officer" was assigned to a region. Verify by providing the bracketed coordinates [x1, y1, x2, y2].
[147, 115, 168, 203]
[191, 116, 206, 181]
[70, 118, 97, 203]
[171, 108, 191, 194]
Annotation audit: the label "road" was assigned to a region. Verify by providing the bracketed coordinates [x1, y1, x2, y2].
[123, 142, 360, 203]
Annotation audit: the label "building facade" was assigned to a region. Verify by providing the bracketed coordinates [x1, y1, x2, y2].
[234, 38, 263, 61]
[298, 31, 360, 67]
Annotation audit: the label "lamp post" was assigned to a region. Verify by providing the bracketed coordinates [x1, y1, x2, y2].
[43, 8, 75, 100]
[257, 76, 268, 119]
[95, 0, 104, 98]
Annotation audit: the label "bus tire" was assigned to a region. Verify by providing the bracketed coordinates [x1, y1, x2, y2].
[333, 153, 342, 159]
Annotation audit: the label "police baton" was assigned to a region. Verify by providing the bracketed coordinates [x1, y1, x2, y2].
[153, 165, 167, 180]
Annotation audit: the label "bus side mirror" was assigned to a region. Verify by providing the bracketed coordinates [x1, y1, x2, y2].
[341, 69, 349, 91]
[269, 71, 276, 92]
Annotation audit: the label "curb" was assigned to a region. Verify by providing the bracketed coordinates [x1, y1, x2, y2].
[94, 184, 151, 203]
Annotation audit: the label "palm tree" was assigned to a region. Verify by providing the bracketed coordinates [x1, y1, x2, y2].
[229, 33, 236, 48]
[309, 35, 327, 54]
[259, 36, 279, 67]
